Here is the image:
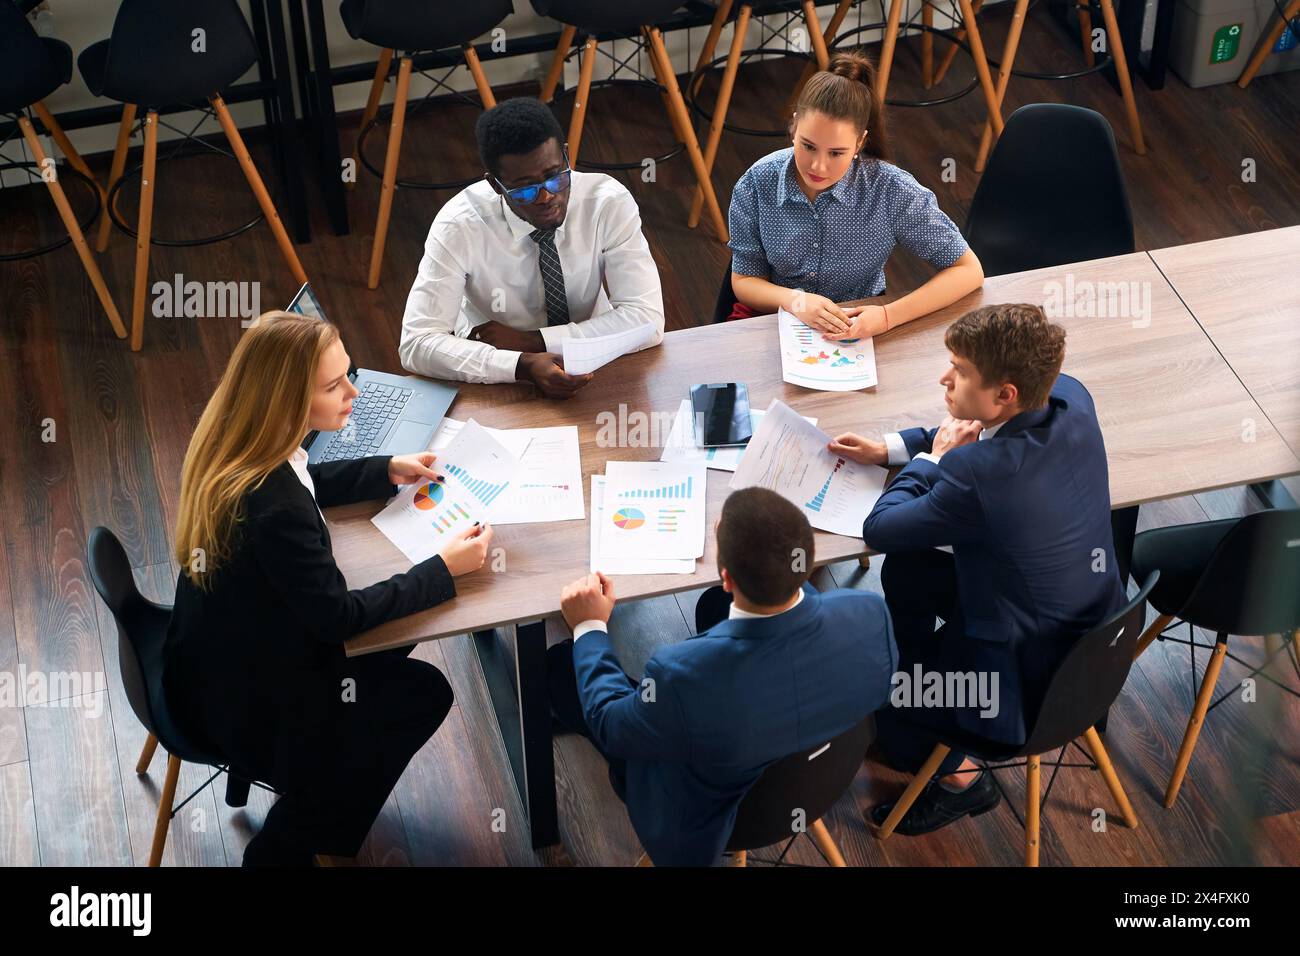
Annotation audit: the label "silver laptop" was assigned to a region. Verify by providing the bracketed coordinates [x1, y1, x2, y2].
[288, 283, 458, 464]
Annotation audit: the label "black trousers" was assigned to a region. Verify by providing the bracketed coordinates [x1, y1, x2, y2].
[545, 586, 737, 800]
[874, 550, 969, 777]
[243, 645, 453, 865]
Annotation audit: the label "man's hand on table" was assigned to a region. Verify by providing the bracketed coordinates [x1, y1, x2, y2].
[561, 572, 616, 632]
[516, 352, 593, 399]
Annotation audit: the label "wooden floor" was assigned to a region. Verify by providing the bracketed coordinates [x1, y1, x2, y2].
[2, 10, 1299, 866]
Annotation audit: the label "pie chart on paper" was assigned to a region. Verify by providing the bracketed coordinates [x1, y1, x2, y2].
[414, 480, 445, 511]
[612, 507, 645, 530]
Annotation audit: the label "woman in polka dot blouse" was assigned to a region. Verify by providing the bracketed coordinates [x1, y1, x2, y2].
[727, 50, 984, 339]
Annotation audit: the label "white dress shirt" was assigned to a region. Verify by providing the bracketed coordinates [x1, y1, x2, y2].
[573, 588, 804, 641]
[883, 419, 1006, 466]
[287, 447, 326, 520]
[398, 171, 665, 384]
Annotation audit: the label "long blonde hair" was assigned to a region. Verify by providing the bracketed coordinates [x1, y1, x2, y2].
[175, 310, 340, 588]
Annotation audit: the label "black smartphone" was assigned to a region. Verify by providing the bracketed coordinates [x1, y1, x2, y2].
[690, 383, 752, 447]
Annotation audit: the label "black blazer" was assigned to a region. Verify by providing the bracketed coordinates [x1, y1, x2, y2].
[162, 455, 455, 790]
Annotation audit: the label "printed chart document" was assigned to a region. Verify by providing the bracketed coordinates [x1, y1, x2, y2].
[599, 460, 707, 561]
[427, 419, 584, 525]
[778, 308, 877, 391]
[562, 322, 659, 375]
[372, 419, 520, 562]
[661, 399, 817, 472]
[730, 400, 886, 537]
[589, 476, 694, 575]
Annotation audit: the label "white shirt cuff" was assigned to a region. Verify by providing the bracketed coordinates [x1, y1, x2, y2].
[883, 432, 911, 466]
[573, 620, 608, 641]
[914, 452, 941, 465]
[539, 323, 575, 352]
[492, 348, 524, 383]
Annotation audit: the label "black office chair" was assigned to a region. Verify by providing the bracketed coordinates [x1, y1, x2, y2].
[78, 0, 308, 350]
[965, 104, 1133, 278]
[875, 574, 1157, 866]
[1130, 508, 1300, 808]
[712, 265, 738, 323]
[534, 0, 729, 242]
[0, 3, 125, 338]
[341, 0, 514, 289]
[86, 527, 274, 866]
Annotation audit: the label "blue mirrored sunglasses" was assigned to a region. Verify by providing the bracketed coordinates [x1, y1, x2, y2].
[494, 163, 572, 205]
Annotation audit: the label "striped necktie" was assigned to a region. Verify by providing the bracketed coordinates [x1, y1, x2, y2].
[529, 227, 570, 327]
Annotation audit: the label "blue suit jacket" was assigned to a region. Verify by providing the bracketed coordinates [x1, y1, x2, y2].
[573, 586, 897, 866]
[862, 373, 1125, 745]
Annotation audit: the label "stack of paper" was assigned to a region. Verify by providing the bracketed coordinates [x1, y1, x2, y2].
[778, 308, 877, 391]
[562, 322, 659, 375]
[660, 398, 818, 472]
[590, 460, 707, 575]
[730, 400, 887, 537]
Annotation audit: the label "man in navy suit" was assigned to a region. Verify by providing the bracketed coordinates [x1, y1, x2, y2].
[548, 487, 898, 866]
[827, 303, 1125, 835]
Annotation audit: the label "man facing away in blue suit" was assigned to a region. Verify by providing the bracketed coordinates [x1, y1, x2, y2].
[827, 303, 1125, 836]
[546, 487, 898, 866]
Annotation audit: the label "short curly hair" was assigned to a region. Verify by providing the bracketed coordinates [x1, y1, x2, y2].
[944, 304, 1066, 410]
[475, 98, 565, 176]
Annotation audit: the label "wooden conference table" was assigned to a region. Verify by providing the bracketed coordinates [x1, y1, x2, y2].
[330, 242, 1300, 848]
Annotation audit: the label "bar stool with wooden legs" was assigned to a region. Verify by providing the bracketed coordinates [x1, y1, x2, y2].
[534, 0, 729, 242]
[79, 0, 307, 351]
[339, 0, 512, 289]
[0, 3, 125, 339]
[874, 577, 1154, 866]
[1238, 0, 1300, 87]
[1130, 509, 1300, 809]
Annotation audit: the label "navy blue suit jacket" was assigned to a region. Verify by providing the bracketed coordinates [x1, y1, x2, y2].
[573, 586, 897, 866]
[862, 373, 1124, 745]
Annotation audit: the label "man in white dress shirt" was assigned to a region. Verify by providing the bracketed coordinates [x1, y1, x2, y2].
[399, 97, 665, 398]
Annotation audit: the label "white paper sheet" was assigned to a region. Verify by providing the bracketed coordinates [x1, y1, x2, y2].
[562, 322, 659, 375]
[778, 308, 877, 391]
[730, 400, 886, 537]
[372, 419, 520, 562]
[589, 476, 695, 575]
[599, 461, 707, 561]
[660, 400, 818, 472]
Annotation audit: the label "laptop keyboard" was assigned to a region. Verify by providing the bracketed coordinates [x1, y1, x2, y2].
[316, 381, 414, 462]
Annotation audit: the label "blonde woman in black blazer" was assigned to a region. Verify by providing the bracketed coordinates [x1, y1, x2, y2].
[164, 311, 493, 866]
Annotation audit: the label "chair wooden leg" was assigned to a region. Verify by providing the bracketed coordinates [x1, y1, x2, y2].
[933, 0, 984, 86]
[210, 95, 309, 286]
[1239, 0, 1300, 87]
[922, 2, 935, 88]
[1083, 725, 1139, 828]
[875, 743, 951, 838]
[801, 0, 831, 70]
[32, 101, 108, 224]
[958, 0, 1004, 139]
[1097, 0, 1146, 154]
[1025, 753, 1040, 866]
[876, 0, 907, 99]
[148, 753, 182, 867]
[540, 24, 577, 103]
[1079, 1, 1096, 67]
[135, 733, 159, 774]
[127, 110, 158, 351]
[1135, 613, 1174, 659]
[689, 3, 751, 228]
[974, 0, 1029, 172]
[349, 48, 392, 191]
[365, 56, 411, 290]
[1164, 635, 1227, 807]
[96, 103, 137, 251]
[735, 849, 747, 866]
[16, 115, 127, 341]
[567, 36, 598, 165]
[787, 0, 853, 114]
[635, 851, 653, 866]
[809, 817, 847, 866]
[463, 44, 497, 110]
[691, 0, 734, 96]
[645, 26, 729, 243]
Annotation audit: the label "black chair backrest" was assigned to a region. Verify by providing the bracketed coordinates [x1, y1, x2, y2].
[1179, 508, 1300, 636]
[86, 527, 217, 765]
[99, 0, 258, 107]
[0, 2, 67, 115]
[713, 265, 738, 323]
[726, 713, 875, 852]
[346, 0, 514, 52]
[532, 0, 685, 33]
[966, 104, 1134, 277]
[1022, 573, 1158, 755]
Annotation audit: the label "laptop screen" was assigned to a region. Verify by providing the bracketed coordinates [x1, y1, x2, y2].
[286, 283, 327, 321]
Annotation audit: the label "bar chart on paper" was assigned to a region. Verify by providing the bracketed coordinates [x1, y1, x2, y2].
[445, 462, 509, 507]
[600, 461, 707, 561]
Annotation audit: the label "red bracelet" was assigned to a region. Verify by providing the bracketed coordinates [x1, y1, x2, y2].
[882, 304, 890, 330]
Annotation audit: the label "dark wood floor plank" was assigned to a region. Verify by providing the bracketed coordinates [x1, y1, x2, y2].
[0, 761, 40, 866]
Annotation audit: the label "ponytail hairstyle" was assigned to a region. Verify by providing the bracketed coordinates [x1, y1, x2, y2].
[793, 49, 891, 162]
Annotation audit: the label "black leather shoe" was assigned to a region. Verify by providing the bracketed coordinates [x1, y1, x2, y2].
[869, 770, 1001, 836]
